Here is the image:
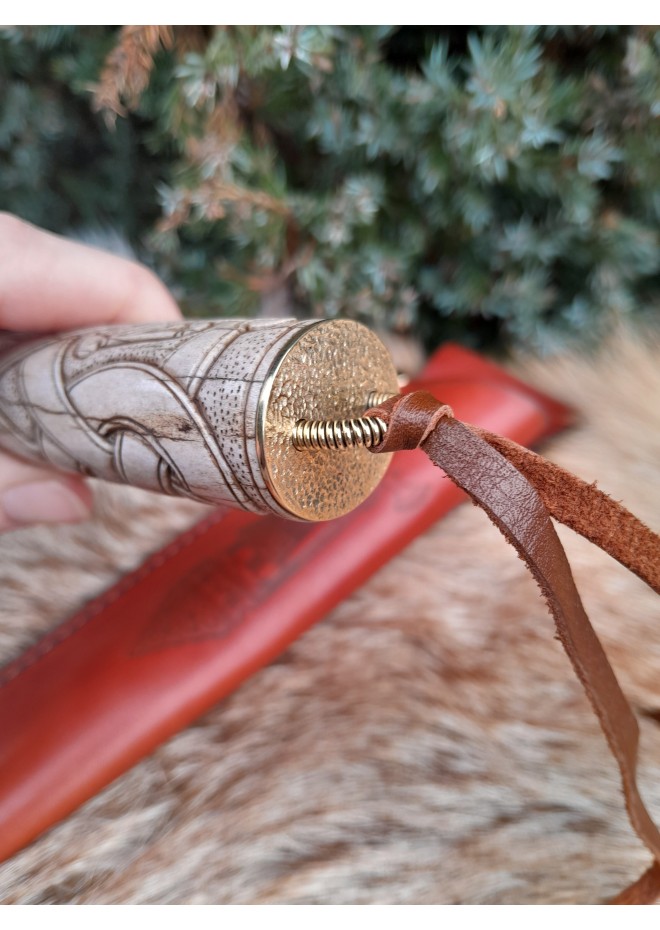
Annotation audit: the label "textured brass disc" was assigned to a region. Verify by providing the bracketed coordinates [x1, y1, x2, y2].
[257, 320, 399, 522]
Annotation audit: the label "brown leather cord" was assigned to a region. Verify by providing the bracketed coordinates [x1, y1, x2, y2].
[610, 861, 660, 904]
[368, 391, 660, 904]
[470, 428, 660, 595]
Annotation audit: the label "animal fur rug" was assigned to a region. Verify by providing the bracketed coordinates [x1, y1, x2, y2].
[0, 333, 659, 905]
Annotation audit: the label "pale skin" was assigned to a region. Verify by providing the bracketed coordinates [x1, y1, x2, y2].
[0, 213, 182, 532]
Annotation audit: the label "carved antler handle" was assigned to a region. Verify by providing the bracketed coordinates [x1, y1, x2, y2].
[0, 318, 398, 521]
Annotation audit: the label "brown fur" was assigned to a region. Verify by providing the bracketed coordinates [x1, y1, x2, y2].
[0, 333, 659, 904]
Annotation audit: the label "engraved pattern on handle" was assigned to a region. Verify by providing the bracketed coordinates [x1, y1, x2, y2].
[0, 319, 313, 516]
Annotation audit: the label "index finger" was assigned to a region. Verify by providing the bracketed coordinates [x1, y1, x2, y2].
[0, 213, 181, 332]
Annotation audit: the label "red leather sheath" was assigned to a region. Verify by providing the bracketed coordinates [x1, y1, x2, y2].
[0, 344, 570, 862]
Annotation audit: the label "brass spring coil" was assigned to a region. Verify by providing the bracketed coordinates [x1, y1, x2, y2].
[292, 415, 388, 452]
[366, 390, 396, 408]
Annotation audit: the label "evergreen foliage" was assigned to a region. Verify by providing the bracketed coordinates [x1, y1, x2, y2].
[1, 25, 658, 351]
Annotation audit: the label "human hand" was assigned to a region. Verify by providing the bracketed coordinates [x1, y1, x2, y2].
[0, 213, 181, 532]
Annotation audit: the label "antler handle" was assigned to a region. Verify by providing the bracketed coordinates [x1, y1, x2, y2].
[0, 318, 398, 521]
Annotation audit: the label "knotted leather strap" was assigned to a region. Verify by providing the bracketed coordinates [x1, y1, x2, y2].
[368, 391, 660, 904]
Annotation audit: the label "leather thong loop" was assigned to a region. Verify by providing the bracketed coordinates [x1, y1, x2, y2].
[368, 392, 454, 453]
[368, 390, 660, 902]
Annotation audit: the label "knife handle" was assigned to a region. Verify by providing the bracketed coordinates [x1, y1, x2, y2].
[0, 318, 398, 521]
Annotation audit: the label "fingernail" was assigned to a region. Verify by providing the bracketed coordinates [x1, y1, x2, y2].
[1, 480, 91, 526]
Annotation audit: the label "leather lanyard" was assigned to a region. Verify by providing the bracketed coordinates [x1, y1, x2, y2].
[368, 391, 660, 904]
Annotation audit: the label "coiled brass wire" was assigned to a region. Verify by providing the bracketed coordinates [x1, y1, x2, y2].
[292, 390, 397, 452]
[292, 414, 388, 451]
[366, 390, 396, 408]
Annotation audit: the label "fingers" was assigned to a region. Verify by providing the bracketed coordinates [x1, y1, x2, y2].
[0, 452, 92, 533]
[0, 213, 181, 331]
[0, 213, 181, 532]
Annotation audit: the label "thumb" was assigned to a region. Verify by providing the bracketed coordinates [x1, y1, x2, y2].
[0, 453, 92, 533]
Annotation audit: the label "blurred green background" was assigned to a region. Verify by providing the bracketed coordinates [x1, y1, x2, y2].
[0, 25, 658, 353]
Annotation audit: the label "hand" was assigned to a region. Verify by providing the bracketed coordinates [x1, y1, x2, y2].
[0, 213, 181, 532]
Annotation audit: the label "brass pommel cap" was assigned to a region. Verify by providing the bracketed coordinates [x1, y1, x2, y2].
[257, 319, 399, 522]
